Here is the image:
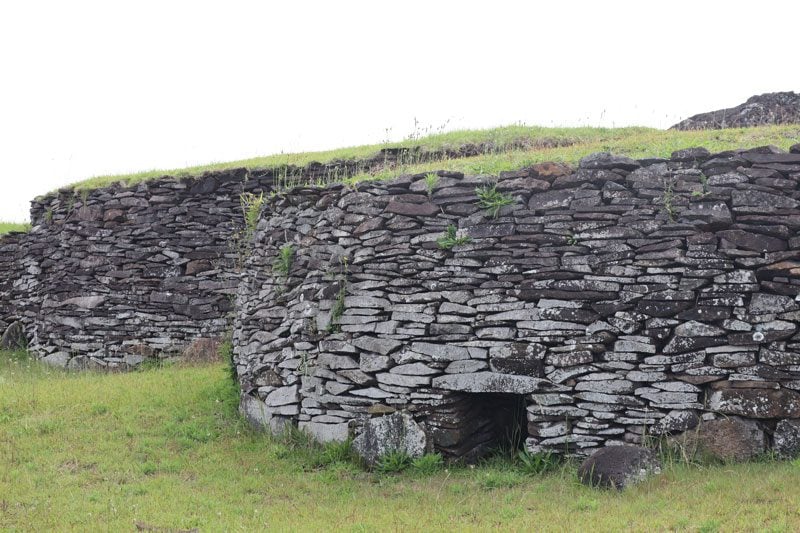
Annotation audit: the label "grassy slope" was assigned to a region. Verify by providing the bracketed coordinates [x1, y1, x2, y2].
[64, 124, 800, 193]
[0, 222, 30, 235]
[2, 351, 799, 531]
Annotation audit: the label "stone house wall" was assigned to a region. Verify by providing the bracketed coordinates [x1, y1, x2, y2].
[233, 145, 800, 458]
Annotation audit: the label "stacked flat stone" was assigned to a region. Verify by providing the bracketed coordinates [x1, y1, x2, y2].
[234, 143, 800, 459]
[0, 142, 557, 369]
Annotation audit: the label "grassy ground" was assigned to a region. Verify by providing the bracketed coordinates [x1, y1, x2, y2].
[2, 350, 799, 531]
[64, 124, 800, 194]
[0, 222, 30, 235]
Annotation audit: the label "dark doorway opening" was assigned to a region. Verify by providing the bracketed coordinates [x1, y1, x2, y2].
[427, 392, 528, 463]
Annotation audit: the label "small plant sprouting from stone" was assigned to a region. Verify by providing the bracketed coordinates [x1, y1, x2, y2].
[44, 208, 54, 224]
[80, 189, 89, 206]
[475, 184, 515, 219]
[240, 192, 265, 239]
[662, 182, 677, 222]
[437, 224, 471, 250]
[566, 233, 579, 246]
[424, 172, 439, 197]
[273, 243, 294, 277]
[298, 351, 311, 377]
[692, 174, 710, 198]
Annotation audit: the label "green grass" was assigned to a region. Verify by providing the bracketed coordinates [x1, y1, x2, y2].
[0, 222, 30, 235]
[2, 349, 800, 531]
[54, 124, 800, 196]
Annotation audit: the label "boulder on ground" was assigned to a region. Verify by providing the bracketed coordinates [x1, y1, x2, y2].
[352, 411, 428, 467]
[671, 417, 766, 462]
[0, 321, 26, 350]
[578, 445, 661, 489]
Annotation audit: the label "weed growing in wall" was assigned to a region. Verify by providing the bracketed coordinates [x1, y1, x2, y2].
[475, 184, 515, 219]
[437, 224, 471, 250]
[273, 244, 294, 277]
[232, 192, 266, 268]
[424, 173, 439, 197]
[692, 173, 710, 198]
[662, 182, 677, 222]
[240, 192, 265, 239]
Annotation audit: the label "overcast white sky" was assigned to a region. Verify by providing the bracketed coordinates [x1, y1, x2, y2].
[1, 0, 798, 221]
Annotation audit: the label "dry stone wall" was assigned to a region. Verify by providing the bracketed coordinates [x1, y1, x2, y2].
[0, 142, 569, 368]
[234, 143, 800, 459]
[2, 169, 260, 367]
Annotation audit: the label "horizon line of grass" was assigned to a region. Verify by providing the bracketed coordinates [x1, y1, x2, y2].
[51, 124, 654, 196]
[32, 123, 800, 206]
[0, 222, 31, 235]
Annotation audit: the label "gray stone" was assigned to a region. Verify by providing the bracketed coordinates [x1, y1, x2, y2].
[649, 410, 699, 435]
[352, 412, 427, 466]
[578, 446, 661, 489]
[351, 336, 403, 356]
[376, 372, 431, 388]
[708, 388, 800, 418]
[299, 421, 351, 443]
[432, 372, 555, 394]
[360, 354, 392, 373]
[409, 342, 470, 361]
[389, 363, 438, 375]
[266, 385, 299, 407]
[773, 419, 800, 458]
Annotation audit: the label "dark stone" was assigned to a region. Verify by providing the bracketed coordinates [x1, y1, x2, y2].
[529, 161, 573, 179]
[466, 223, 515, 239]
[0, 321, 26, 350]
[578, 446, 661, 490]
[188, 176, 220, 195]
[578, 152, 640, 171]
[671, 92, 800, 130]
[708, 388, 800, 418]
[185, 260, 213, 275]
[672, 417, 766, 462]
[671, 147, 711, 161]
[489, 357, 544, 377]
[717, 230, 787, 252]
[385, 201, 439, 216]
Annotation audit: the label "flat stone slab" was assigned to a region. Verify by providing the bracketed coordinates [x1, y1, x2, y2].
[708, 388, 800, 418]
[432, 372, 557, 394]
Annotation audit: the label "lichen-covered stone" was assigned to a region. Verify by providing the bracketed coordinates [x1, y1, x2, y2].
[672, 417, 766, 462]
[773, 419, 800, 458]
[352, 412, 427, 467]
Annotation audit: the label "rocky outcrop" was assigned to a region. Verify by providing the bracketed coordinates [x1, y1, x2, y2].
[671, 92, 800, 130]
[234, 145, 800, 461]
